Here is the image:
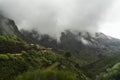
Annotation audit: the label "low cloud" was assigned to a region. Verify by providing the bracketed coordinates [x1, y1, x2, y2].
[0, 0, 113, 38]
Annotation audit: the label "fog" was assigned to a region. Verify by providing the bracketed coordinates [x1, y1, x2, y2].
[0, 0, 113, 38]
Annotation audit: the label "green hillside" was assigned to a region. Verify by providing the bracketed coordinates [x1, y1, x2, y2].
[0, 35, 87, 80]
[0, 34, 120, 80]
[0, 15, 120, 80]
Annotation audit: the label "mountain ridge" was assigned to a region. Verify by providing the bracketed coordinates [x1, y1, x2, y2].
[21, 29, 120, 55]
[1, 15, 120, 80]
[0, 15, 21, 36]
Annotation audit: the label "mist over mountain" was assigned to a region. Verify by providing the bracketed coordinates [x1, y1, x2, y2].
[0, 0, 119, 55]
[1, 2, 120, 79]
[0, 0, 114, 39]
[0, 15, 21, 36]
[21, 29, 120, 55]
[1, 12, 119, 56]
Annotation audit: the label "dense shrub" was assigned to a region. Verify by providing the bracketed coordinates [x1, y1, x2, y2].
[16, 70, 76, 80]
[0, 54, 9, 60]
[96, 63, 120, 80]
[0, 35, 26, 53]
[0, 53, 28, 80]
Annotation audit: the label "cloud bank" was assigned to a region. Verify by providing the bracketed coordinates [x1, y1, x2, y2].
[0, 0, 113, 38]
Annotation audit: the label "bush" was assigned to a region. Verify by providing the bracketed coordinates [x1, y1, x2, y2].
[0, 35, 26, 53]
[0, 53, 28, 80]
[16, 70, 76, 80]
[96, 63, 120, 80]
[0, 54, 9, 60]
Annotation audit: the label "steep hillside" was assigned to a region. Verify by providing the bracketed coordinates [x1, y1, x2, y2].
[0, 15, 21, 36]
[0, 15, 27, 53]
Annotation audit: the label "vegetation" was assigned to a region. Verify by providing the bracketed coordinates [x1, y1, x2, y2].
[1, 15, 120, 80]
[96, 63, 120, 80]
[0, 49, 60, 80]
[81, 54, 120, 79]
[16, 70, 76, 80]
[0, 35, 88, 80]
[0, 34, 120, 80]
[0, 53, 28, 80]
[0, 35, 26, 53]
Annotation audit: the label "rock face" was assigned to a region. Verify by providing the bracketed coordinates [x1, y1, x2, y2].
[21, 30, 120, 54]
[0, 15, 20, 36]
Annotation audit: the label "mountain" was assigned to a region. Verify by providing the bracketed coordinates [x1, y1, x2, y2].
[0, 15, 22, 37]
[0, 16, 88, 80]
[21, 30, 120, 55]
[21, 29, 120, 80]
[0, 15, 28, 53]
[1, 15, 120, 80]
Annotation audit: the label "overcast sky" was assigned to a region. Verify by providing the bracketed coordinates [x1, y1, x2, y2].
[0, 0, 120, 39]
[99, 0, 120, 39]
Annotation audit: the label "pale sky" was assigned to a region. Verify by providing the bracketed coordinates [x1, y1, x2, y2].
[100, 0, 120, 39]
[0, 0, 120, 39]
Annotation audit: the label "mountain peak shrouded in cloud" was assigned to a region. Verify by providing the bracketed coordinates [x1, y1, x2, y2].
[0, 0, 113, 38]
[0, 15, 21, 36]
